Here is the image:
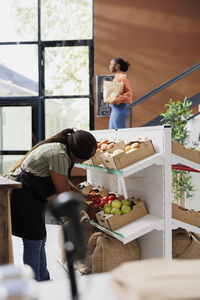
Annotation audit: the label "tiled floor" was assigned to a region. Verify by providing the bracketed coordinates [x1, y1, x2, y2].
[12, 223, 76, 281]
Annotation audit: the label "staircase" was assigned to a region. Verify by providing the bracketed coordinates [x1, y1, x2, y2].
[127, 63, 200, 210]
[127, 62, 200, 127]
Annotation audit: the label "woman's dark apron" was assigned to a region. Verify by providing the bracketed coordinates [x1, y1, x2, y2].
[10, 171, 56, 240]
[10, 164, 74, 240]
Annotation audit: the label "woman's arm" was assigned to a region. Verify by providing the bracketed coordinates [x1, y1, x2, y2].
[69, 180, 94, 200]
[50, 170, 70, 195]
[111, 76, 132, 105]
[50, 170, 92, 201]
[69, 180, 80, 192]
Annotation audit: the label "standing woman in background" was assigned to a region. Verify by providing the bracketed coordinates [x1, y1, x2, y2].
[109, 58, 133, 129]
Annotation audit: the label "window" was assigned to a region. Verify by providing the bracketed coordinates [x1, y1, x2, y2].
[0, 0, 94, 175]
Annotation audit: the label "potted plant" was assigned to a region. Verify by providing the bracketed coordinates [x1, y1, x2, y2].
[161, 97, 196, 206]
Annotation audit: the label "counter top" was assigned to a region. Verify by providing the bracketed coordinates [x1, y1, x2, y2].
[37, 273, 118, 300]
[0, 177, 22, 189]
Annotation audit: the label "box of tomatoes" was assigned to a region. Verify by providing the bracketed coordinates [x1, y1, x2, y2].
[84, 192, 123, 222]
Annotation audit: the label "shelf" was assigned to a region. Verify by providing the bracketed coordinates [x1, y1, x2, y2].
[88, 214, 163, 244]
[172, 218, 200, 234]
[117, 153, 163, 177]
[171, 154, 200, 172]
[76, 153, 163, 178]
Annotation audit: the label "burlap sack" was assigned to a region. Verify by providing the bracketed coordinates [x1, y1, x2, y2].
[58, 213, 98, 274]
[103, 81, 124, 103]
[59, 212, 139, 275]
[75, 214, 99, 275]
[86, 232, 140, 273]
[172, 227, 200, 259]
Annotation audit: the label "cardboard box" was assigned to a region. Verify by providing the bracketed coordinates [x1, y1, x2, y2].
[172, 203, 200, 227]
[101, 140, 155, 170]
[83, 150, 103, 166]
[78, 181, 93, 194]
[83, 192, 124, 222]
[172, 140, 200, 164]
[78, 182, 108, 197]
[95, 199, 148, 231]
[90, 186, 108, 197]
[84, 140, 125, 166]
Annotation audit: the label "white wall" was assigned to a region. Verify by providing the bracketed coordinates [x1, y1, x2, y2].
[185, 115, 200, 210]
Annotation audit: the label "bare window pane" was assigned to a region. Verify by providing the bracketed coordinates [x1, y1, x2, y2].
[0, 107, 32, 151]
[41, 0, 93, 41]
[45, 98, 89, 138]
[0, 155, 24, 176]
[45, 46, 89, 96]
[0, 0, 38, 42]
[0, 45, 38, 97]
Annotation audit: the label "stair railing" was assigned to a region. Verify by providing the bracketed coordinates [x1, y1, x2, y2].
[127, 62, 200, 127]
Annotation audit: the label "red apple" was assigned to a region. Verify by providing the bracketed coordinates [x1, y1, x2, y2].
[99, 200, 107, 207]
[92, 196, 101, 204]
[109, 194, 116, 201]
[102, 195, 109, 202]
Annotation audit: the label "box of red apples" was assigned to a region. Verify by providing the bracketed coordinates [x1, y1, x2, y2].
[84, 192, 123, 222]
[79, 182, 147, 229]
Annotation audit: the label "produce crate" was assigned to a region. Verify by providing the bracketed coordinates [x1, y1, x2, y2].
[84, 140, 125, 166]
[78, 181, 93, 194]
[101, 140, 155, 170]
[172, 203, 200, 227]
[95, 199, 148, 230]
[172, 140, 200, 164]
[78, 181, 108, 197]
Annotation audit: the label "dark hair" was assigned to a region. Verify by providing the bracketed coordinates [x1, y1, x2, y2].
[36, 128, 97, 160]
[8, 128, 97, 172]
[67, 129, 97, 160]
[115, 58, 131, 72]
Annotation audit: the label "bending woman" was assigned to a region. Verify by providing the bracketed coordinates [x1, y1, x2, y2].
[109, 58, 133, 129]
[5, 128, 97, 281]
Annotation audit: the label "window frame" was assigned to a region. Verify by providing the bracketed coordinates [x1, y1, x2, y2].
[40, 39, 94, 138]
[0, 0, 94, 147]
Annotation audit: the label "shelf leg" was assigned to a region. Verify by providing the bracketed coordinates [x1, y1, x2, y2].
[118, 177, 128, 199]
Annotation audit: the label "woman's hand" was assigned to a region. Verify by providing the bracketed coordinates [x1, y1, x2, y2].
[83, 193, 95, 201]
[109, 99, 116, 105]
[46, 194, 57, 202]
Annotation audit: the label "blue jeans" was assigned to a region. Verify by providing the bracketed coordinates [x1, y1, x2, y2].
[109, 103, 129, 129]
[22, 237, 50, 281]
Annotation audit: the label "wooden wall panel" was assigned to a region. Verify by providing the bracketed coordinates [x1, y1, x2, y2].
[94, 0, 200, 129]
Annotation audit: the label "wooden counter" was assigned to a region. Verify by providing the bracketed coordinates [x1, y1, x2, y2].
[0, 177, 22, 264]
